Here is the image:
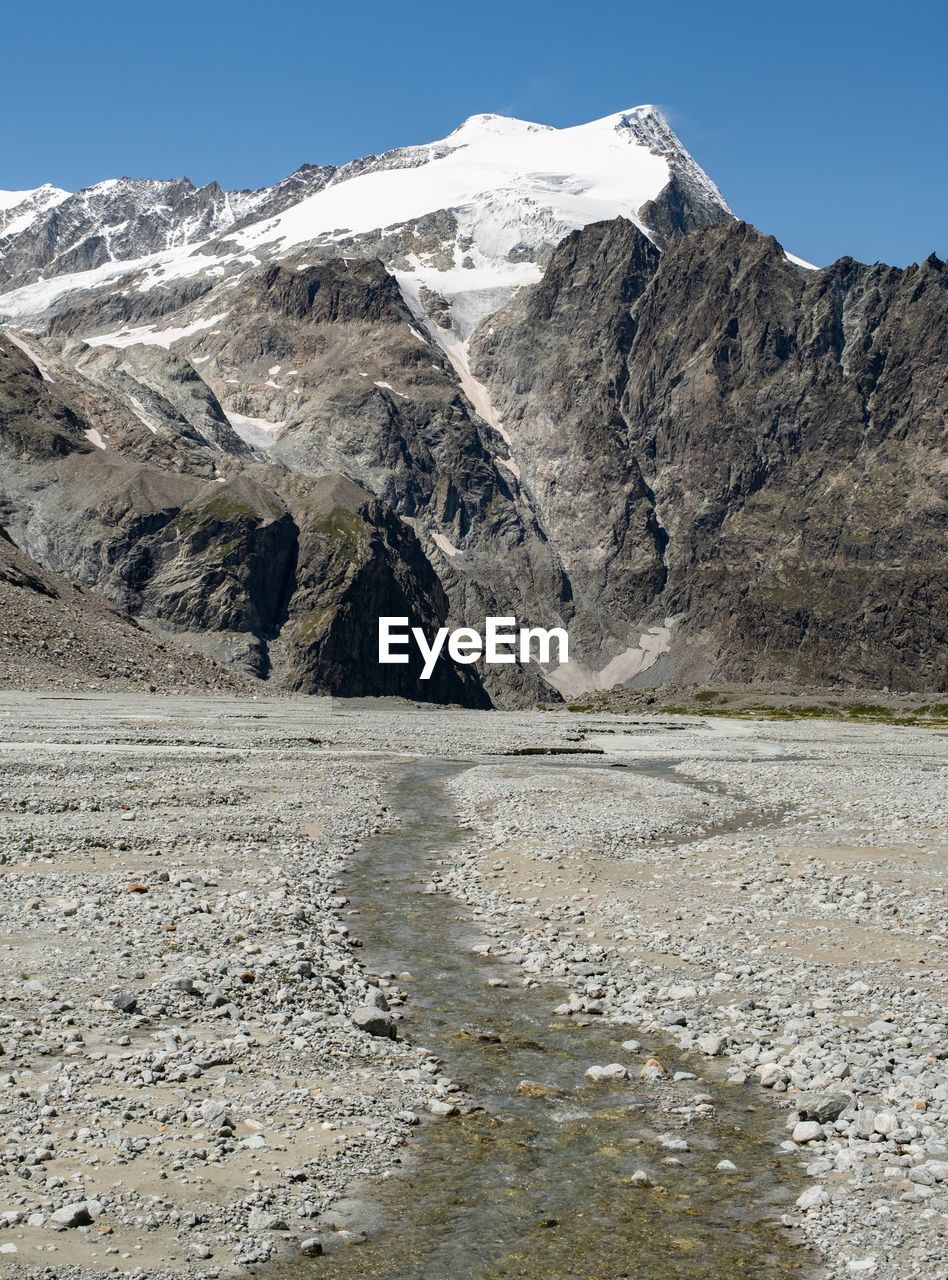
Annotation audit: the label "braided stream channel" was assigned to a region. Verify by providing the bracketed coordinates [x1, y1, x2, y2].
[286, 758, 820, 1280]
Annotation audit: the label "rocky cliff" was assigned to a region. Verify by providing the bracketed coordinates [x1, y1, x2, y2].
[472, 220, 948, 690]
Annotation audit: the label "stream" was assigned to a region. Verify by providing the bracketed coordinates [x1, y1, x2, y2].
[288, 758, 818, 1279]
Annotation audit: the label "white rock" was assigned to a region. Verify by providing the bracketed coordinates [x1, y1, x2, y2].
[873, 1111, 899, 1136]
[796, 1186, 830, 1211]
[696, 1033, 728, 1056]
[584, 1063, 628, 1081]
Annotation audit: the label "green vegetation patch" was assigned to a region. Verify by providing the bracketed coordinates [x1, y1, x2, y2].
[314, 507, 365, 562]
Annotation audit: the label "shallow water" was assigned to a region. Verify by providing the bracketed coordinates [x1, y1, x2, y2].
[286, 759, 817, 1279]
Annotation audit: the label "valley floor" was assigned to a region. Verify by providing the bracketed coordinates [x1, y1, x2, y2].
[0, 694, 944, 1279]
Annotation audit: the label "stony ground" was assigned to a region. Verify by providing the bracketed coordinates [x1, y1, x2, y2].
[441, 714, 948, 1280]
[0, 695, 944, 1280]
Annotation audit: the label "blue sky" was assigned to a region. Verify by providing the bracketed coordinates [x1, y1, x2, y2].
[3, 0, 945, 267]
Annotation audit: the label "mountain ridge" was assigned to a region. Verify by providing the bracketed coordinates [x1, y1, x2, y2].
[0, 109, 943, 704]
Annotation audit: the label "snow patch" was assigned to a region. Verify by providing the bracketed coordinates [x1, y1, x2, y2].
[232, 109, 673, 261]
[373, 379, 408, 399]
[83, 312, 229, 350]
[0, 184, 70, 237]
[127, 394, 160, 434]
[544, 621, 675, 696]
[3, 331, 55, 382]
[785, 251, 818, 271]
[226, 412, 285, 449]
[83, 428, 106, 450]
[431, 532, 462, 557]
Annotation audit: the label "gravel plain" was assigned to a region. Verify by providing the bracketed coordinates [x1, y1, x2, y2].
[0, 694, 945, 1279]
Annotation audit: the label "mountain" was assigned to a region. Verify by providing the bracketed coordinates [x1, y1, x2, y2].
[0, 109, 944, 704]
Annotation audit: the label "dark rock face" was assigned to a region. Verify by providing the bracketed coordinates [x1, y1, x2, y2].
[0, 335, 91, 461]
[252, 260, 409, 326]
[0, 521, 260, 694]
[281, 475, 490, 706]
[474, 220, 948, 690]
[470, 220, 668, 658]
[133, 476, 298, 641]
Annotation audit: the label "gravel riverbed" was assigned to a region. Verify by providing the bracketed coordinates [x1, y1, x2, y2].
[0, 695, 944, 1279]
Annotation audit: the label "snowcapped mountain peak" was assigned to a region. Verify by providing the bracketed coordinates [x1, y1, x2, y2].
[232, 105, 727, 258]
[614, 104, 661, 124]
[0, 184, 71, 239]
[0, 182, 71, 210]
[0, 107, 734, 336]
[448, 113, 555, 141]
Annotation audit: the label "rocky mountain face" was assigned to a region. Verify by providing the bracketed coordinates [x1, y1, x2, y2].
[0, 325, 488, 703]
[0, 110, 944, 703]
[0, 520, 262, 694]
[473, 219, 948, 692]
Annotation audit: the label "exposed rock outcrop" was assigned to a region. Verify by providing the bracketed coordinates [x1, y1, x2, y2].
[473, 221, 948, 689]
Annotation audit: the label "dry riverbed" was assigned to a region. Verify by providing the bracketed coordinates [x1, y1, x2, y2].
[0, 694, 945, 1279]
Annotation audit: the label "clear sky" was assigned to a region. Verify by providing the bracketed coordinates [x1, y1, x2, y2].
[3, 0, 945, 268]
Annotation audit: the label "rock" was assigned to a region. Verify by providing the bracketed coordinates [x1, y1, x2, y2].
[696, 1033, 728, 1056]
[112, 991, 138, 1014]
[427, 1100, 459, 1117]
[247, 1209, 288, 1232]
[49, 1202, 93, 1229]
[300, 1237, 324, 1256]
[517, 1080, 560, 1098]
[639, 1057, 668, 1081]
[792, 1121, 825, 1144]
[795, 1092, 851, 1124]
[796, 1186, 830, 1212]
[716, 1159, 739, 1171]
[759, 1062, 786, 1088]
[351, 1005, 396, 1038]
[851, 1109, 878, 1139]
[629, 1169, 652, 1186]
[201, 1098, 232, 1125]
[620, 1039, 642, 1053]
[584, 1063, 628, 1081]
[873, 1111, 899, 1136]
